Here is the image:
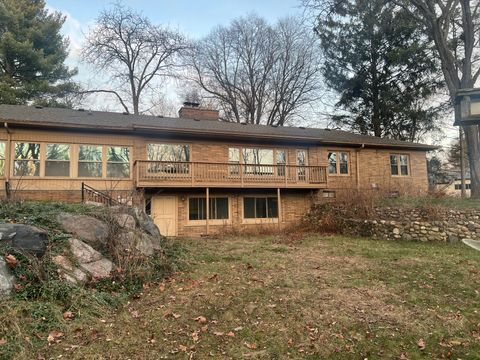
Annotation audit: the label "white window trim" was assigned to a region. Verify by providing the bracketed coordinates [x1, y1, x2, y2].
[390, 153, 411, 177]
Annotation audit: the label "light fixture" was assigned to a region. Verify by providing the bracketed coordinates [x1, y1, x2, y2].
[454, 88, 480, 126]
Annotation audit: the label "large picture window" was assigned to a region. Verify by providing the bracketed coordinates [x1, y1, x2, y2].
[189, 197, 229, 221]
[107, 146, 130, 178]
[0, 141, 5, 177]
[147, 143, 190, 162]
[78, 145, 103, 177]
[228, 147, 240, 175]
[45, 144, 70, 177]
[244, 197, 278, 219]
[14, 143, 40, 177]
[243, 148, 274, 174]
[328, 151, 349, 175]
[390, 154, 409, 176]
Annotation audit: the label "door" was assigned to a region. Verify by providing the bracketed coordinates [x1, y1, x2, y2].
[296, 149, 307, 182]
[151, 196, 177, 236]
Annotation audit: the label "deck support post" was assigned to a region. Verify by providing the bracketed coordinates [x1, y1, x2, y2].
[206, 187, 210, 236]
[277, 188, 282, 227]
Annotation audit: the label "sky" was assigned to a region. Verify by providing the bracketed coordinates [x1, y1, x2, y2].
[45, 0, 308, 115]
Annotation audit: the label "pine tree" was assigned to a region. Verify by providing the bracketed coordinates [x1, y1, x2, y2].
[0, 0, 77, 106]
[313, 0, 443, 141]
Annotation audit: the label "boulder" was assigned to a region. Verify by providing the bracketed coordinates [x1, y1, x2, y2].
[0, 258, 14, 295]
[134, 208, 162, 238]
[117, 231, 155, 256]
[0, 223, 48, 256]
[52, 255, 88, 284]
[81, 258, 113, 279]
[68, 238, 103, 263]
[56, 213, 109, 245]
[114, 213, 136, 229]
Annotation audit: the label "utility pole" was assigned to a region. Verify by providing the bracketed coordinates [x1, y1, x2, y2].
[460, 127, 467, 198]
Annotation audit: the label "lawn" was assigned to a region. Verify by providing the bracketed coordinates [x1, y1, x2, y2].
[15, 235, 480, 359]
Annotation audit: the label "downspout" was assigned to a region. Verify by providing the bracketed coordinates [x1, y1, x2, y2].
[4, 122, 11, 199]
[356, 144, 365, 191]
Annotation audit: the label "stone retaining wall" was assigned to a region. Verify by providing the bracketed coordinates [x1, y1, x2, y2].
[307, 204, 480, 243]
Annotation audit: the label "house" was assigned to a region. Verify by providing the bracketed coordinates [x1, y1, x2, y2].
[0, 103, 436, 236]
[435, 175, 471, 197]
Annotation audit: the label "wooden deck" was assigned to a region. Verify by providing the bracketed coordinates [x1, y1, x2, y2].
[134, 161, 328, 188]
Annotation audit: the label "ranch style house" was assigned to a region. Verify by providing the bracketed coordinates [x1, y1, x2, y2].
[0, 103, 436, 236]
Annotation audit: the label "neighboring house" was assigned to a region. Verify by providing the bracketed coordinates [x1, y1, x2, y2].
[0, 104, 436, 236]
[435, 178, 471, 197]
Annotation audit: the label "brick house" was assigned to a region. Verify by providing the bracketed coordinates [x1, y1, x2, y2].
[0, 104, 436, 236]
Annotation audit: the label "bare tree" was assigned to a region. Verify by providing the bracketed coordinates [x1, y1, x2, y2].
[81, 3, 188, 115]
[185, 14, 323, 126]
[393, 0, 480, 197]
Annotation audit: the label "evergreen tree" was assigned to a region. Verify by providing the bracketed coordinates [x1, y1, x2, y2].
[0, 0, 77, 106]
[313, 0, 443, 141]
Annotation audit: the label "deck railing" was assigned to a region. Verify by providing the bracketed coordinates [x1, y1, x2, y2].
[134, 161, 327, 188]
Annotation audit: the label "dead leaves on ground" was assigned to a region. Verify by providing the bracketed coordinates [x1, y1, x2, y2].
[4, 254, 17, 268]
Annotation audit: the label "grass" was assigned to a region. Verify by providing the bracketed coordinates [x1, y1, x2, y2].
[11, 234, 479, 360]
[380, 195, 480, 209]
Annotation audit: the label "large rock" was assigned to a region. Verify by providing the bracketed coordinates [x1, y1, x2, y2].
[53, 239, 113, 283]
[134, 208, 162, 238]
[113, 213, 136, 229]
[0, 223, 48, 256]
[117, 231, 156, 256]
[68, 238, 103, 263]
[0, 258, 14, 295]
[56, 213, 109, 245]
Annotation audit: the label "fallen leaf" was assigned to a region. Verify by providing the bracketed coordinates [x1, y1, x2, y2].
[399, 352, 409, 360]
[130, 310, 140, 318]
[226, 332, 235, 337]
[0, 338, 6, 345]
[191, 332, 199, 342]
[47, 331, 64, 343]
[194, 316, 207, 324]
[287, 338, 294, 347]
[213, 331, 224, 336]
[417, 338, 426, 350]
[173, 313, 181, 319]
[179, 345, 188, 352]
[244, 341, 257, 350]
[4, 254, 17, 268]
[200, 325, 209, 333]
[63, 311, 74, 320]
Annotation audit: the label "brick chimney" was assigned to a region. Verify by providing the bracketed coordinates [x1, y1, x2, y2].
[178, 102, 219, 121]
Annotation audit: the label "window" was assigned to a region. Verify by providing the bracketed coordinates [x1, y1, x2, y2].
[228, 147, 240, 175]
[390, 154, 409, 176]
[45, 144, 70, 177]
[243, 148, 274, 174]
[78, 145, 103, 177]
[455, 183, 471, 190]
[189, 197, 229, 221]
[328, 151, 349, 175]
[321, 190, 336, 198]
[244, 197, 278, 219]
[147, 143, 190, 162]
[107, 146, 130, 178]
[0, 141, 5, 176]
[14, 143, 40, 176]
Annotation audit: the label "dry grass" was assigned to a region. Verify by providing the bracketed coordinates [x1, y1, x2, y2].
[5, 235, 480, 359]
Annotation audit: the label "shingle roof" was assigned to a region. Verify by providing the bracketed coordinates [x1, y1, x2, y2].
[0, 105, 437, 150]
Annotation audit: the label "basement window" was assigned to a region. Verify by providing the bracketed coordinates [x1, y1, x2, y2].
[45, 144, 70, 177]
[243, 197, 278, 219]
[189, 197, 229, 221]
[14, 142, 40, 177]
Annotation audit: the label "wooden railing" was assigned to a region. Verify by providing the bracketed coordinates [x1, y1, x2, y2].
[134, 161, 327, 188]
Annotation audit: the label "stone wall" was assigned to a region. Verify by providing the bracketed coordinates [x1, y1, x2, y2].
[306, 204, 480, 243]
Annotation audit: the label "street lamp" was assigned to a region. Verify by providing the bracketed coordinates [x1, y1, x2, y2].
[454, 88, 480, 126]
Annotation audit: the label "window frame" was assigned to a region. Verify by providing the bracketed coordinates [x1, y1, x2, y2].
[13, 142, 41, 177]
[187, 196, 231, 225]
[45, 143, 71, 178]
[106, 145, 131, 179]
[327, 150, 350, 176]
[242, 196, 279, 224]
[390, 153, 410, 177]
[0, 141, 6, 177]
[77, 144, 103, 178]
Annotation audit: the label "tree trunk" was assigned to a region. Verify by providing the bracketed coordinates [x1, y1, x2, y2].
[464, 125, 480, 197]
